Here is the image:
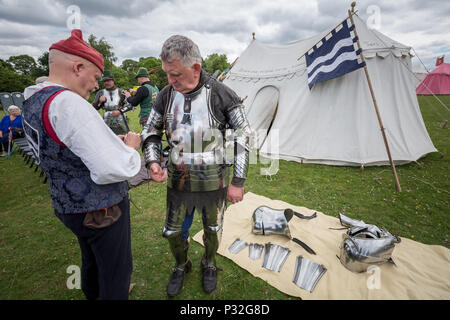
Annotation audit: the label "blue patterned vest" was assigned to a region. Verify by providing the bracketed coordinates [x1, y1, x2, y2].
[22, 86, 129, 214]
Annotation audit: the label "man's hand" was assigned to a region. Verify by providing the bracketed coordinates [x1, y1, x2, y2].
[149, 162, 168, 182]
[123, 90, 131, 98]
[99, 96, 107, 104]
[227, 184, 244, 204]
[123, 132, 141, 150]
[111, 110, 121, 117]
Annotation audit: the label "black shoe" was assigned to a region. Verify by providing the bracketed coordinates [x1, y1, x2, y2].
[201, 261, 220, 294]
[167, 259, 192, 297]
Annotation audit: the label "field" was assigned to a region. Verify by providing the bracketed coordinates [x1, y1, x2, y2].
[0, 95, 448, 300]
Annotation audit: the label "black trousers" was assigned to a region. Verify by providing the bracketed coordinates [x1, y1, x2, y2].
[55, 196, 133, 300]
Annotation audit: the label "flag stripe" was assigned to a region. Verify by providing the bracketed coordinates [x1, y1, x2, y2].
[307, 37, 354, 73]
[305, 20, 365, 90]
[307, 44, 356, 78]
[308, 51, 358, 85]
[308, 60, 365, 89]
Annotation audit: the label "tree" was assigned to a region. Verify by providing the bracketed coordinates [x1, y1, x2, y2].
[87, 34, 117, 70]
[110, 65, 135, 91]
[6, 54, 37, 75]
[0, 63, 34, 92]
[35, 51, 49, 77]
[120, 59, 139, 73]
[202, 53, 229, 76]
[137, 57, 168, 89]
[0, 59, 12, 69]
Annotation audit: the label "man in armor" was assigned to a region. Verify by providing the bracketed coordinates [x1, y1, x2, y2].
[142, 35, 252, 297]
[123, 67, 159, 128]
[92, 70, 131, 135]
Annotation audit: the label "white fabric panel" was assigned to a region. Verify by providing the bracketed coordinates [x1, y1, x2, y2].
[224, 15, 436, 166]
[246, 86, 279, 149]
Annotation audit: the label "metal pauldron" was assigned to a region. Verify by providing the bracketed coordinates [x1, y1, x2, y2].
[226, 105, 252, 179]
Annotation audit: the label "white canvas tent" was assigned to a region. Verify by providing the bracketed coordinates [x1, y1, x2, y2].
[224, 15, 437, 166]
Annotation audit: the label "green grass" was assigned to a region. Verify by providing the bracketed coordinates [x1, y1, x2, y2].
[0, 96, 448, 300]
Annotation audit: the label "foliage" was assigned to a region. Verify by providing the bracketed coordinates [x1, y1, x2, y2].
[0, 61, 34, 92]
[0, 53, 48, 92]
[121, 59, 139, 73]
[203, 53, 229, 76]
[137, 56, 168, 89]
[36, 51, 49, 77]
[6, 54, 37, 75]
[87, 34, 117, 70]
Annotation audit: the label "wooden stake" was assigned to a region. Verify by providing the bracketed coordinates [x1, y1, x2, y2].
[348, 8, 402, 192]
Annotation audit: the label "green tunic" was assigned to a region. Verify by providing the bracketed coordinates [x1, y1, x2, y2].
[140, 83, 159, 119]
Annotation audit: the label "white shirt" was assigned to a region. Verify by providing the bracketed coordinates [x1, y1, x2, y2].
[24, 81, 141, 185]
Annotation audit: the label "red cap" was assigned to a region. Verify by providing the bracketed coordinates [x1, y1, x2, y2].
[49, 29, 104, 72]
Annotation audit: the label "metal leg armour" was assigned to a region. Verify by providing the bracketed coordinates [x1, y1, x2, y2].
[164, 187, 227, 268]
[201, 193, 226, 266]
[163, 198, 191, 268]
[164, 232, 190, 269]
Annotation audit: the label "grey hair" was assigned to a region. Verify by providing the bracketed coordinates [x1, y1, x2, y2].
[35, 76, 48, 84]
[160, 35, 202, 67]
[8, 105, 20, 113]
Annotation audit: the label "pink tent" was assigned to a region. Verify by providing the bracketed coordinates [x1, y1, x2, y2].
[416, 63, 450, 95]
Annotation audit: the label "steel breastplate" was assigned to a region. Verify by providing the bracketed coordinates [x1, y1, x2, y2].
[103, 88, 121, 111]
[166, 84, 229, 192]
[251, 206, 292, 239]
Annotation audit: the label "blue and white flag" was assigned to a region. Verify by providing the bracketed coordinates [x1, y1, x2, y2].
[306, 20, 365, 89]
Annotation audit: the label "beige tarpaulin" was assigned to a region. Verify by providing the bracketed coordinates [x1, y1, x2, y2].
[193, 192, 450, 299]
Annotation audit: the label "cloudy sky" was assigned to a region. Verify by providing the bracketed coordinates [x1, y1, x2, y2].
[0, 0, 448, 71]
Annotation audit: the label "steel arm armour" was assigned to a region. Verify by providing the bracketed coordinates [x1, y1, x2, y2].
[141, 108, 164, 167]
[119, 100, 135, 114]
[226, 105, 252, 180]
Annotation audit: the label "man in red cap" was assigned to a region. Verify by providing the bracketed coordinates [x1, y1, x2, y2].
[22, 29, 142, 300]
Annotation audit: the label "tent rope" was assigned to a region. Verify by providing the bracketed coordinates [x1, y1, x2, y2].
[361, 18, 449, 113]
[411, 47, 431, 73]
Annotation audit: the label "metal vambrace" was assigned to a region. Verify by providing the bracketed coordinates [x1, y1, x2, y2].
[141, 108, 164, 166]
[119, 100, 135, 114]
[227, 105, 252, 179]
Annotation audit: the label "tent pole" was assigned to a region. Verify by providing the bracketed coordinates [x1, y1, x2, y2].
[348, 8, 402, 193]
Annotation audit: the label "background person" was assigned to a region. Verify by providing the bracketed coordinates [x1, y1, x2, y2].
[92, 70, 130, 135]
[122, 67, 159, 128]
[0, 105, 23, 156]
